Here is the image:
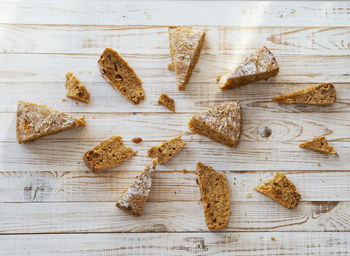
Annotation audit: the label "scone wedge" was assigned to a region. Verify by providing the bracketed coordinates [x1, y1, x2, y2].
[299, 136, 336, 154]
[148, 136, 186, 164]
[65, 72, 90, 103]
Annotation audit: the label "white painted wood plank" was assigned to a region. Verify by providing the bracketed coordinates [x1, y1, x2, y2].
[1, 1, 349, 26]
[1, 170, 349, 203]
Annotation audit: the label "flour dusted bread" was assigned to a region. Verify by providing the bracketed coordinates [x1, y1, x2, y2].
[255, 173, 301, 209]
[221, 46, 279, 89]
[65, 72, 90, 103]
[116, 159, 157, 215]
[168, 26, 206, 91]
[83, 136, 136, 171]
[98, 48, 145, 104]
[188, 101, 242, 147]
[16, 101, 86, 144]
[148, 136, 186, 164]
[299, 136, 336, 154]
[272, 83, 336, 106]
[197, 162, 230, 231]
[158, 93, 175, 112]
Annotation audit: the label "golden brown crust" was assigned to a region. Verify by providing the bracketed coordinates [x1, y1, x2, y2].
[299, 136, 336, 154]
[98, 48, 145, 104]
[197, 162, 230, 231]
[148, 136, 186, 164]
[158, 93, 175, 112]
[83, 136, 136, 171]
[16, 101, 86, 144]
[65, 72, 90, 103]
[255, 173, 301, 209]
[272, 83, 336, 106]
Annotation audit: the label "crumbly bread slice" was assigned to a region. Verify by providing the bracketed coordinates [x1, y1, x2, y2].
[158, 93, 175, 112]
[299, 136, 336, 154]
[98, 48, 145, 104]
[221, 46, 279, 89]
[255, 173, 301, 209]
[188, 101, 242, 147]
[83, 136, 136, 171]
[148, 136, 186, 164]
[16, 101, 86, 144]
[168, 26, 206, 91]
[116, 159, 157, 215]
[272, 83, 336, 106]
[65, 72, 90, 103]
[197, 162, 230, 231]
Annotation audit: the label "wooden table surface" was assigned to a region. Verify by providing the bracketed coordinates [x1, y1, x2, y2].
[1, 1, 350, 255]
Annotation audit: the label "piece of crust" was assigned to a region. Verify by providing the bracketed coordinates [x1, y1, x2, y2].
[116, 159, 158, 215]
[299, 136, 337, 154]
[65, 72, 90, 103]
[98, 48, 145, 104]
[83, 136, 136, 171]
[197, 162, 231, 231]
[158, 93, 175, 112]
[148, 136, 186, 164]
[255, 173, 301, 209]
[16, 100, 86, 144]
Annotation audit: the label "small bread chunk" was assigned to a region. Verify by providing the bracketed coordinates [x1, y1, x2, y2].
[272, 83, 336, 106]
[148, 136, 186, 164]
[188, 101, 242, 147]
[255, 173, 301, 209]
[221, 46, 279, 89]
[116, 159, 157, 215]
[168, 26, 206, 91]
[98, 48, 145, 104]
[16, 101, 86, 144]
[299, 136, 336, 154]
[83, 136, 136, 171]
[65, 72, 90, 103]
[197, 162, 230, 231]
[158, 93, 175, 112]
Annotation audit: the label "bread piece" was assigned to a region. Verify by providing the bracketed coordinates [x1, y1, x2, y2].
[98, 48, 145, 104]
[116, 159, 157, 215]
[299, 136, 336, 154]
[158, 93, 175, 112]
[221, 46, 279, 89]
[168, 26, 206, 91]
[65, 72, 90, 103]
[188, 101, 241, 147]
[197, 162, 230, 231]
[255, 173, 301, 209]
[272, 83, 336, 106]
[83, 136, 136, 171]
[148, 136, 186, 164]
[16, 101, 86, 144]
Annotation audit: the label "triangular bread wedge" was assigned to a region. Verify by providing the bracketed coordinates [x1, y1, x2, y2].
[221, 46, 279, 89]
[188, 101, 242, 147]
[65, 72, 90, 103]
[255, 173, 301, 209]
[98, 48, 145, 104]
[148, 136, 186, 164]
[16, 101, 86, 144]
[272, 83, 336, 106]
[83, 136, 136, 171]
[168, 26, 206, 91]
[299, 136, 336, 154]
[116, 159, 157, 215]
[197, 162, 230, 231]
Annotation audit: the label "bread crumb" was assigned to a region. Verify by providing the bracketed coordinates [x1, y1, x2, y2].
[265, 156, 268, 160]
[167, 63, 173, 70]
[317, 162, 321, 166]
[62, 99, 67, 102]
[132, 137, 143, 143]
[216, 75, 221, 82]
[271, 237, 276, 241]
[245, 192, 252, 198]
[262, 104, 268, 108]
[75, 102, 79, 105]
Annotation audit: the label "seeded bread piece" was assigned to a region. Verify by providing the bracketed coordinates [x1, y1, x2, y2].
[98, 48, 145, 104]
[65, 72, 90, 103]
[221, 46, 279, 89]
[16, 101, 86, 144]
[272, 83, 336, 106]
[148, 136, 186, 164]
[83, 136, 136, 171]
[299, 136, 336, 154]
[158, 93, 175, 112]
[168, 26, 206, 91]
[255, 173, 301, 209]
[116, 159, 157, 215]
[188, 101, 242, 147]
[197, 162, 230, 231]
